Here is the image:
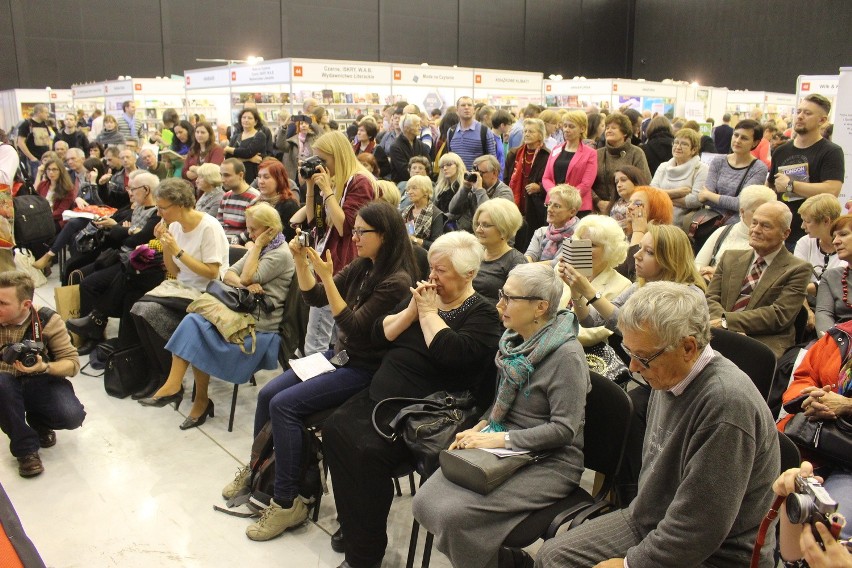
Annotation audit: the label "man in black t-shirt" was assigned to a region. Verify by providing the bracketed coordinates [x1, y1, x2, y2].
[54, 113, 90, 157]
[769, 93, 844, 247]
[15, 104, 52, 180]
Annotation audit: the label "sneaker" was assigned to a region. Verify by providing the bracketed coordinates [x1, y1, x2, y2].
[17, 453, 44, 477]
[245, 499, 308, 541]
[37, 429, 56, 448]
[222, 465, 252, 500]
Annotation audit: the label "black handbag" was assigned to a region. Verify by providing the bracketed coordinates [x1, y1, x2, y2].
[439, 448, 548, 495]
[784, 413, 852, 469]
[584, 342, 630, 386]
[104, 345, 149, 399]
[205, 280, 273, 314]
[74, 222, 105, 253]
[372, 391, 480, 477]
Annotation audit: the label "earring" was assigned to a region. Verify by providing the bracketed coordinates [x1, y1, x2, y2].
[533, 317, 539, 324]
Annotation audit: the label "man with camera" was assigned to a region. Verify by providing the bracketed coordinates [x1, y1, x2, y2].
[536, 282, 780, 568]
[446, 154, 513, 233]
[0, 272, 84, 478]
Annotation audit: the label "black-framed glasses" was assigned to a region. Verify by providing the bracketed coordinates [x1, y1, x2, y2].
[621, 343, 669, 369]
[128, 185, 149, 193]
[497, 289, 543, 304]
[351, 228, 377, 237]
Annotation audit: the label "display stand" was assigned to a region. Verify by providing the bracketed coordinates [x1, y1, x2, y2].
[543, 79, 614, 110]
[610, 79, 680, 119]
[681, 85, 728, 124]
[0, 88, 73, 133]
[228, 59, 291, 135]
[473, 69, 542, 112]
[726, 90, 796, 122]
[184, 66, 232, 140]
[391, 64, 473, 114]
[832, 68, 851, 206]
[796, 75, 839, 120]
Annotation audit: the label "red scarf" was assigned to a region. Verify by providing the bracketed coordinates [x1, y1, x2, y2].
[508, 144, 541, 215]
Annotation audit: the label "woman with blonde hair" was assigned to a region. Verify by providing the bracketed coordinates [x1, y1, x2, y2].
[524, 184, 581, 264]
[193, 162, 225, 217]
[542, 110, 598, 215]
[401, 175, 443, 249]
[433, 151, 466, 214]
[374, 180, 400, 208]
[471, 198, 525, 304]
[290, 130, 376, 355]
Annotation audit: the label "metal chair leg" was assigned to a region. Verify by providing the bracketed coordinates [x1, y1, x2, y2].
[408, 472, 416, 496]
[394, 476, 402, 496]
[421, 532, 434, 568]
[250, 374, 257, 386]
[406, 518, 420, 568]
[228, 384, 238, 432]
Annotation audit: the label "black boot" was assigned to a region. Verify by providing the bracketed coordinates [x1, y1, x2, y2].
[76, 338, 99, 356]
[67, 310, 107, 340]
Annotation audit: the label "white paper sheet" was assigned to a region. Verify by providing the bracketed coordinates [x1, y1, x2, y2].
[288, 352, 336, 381]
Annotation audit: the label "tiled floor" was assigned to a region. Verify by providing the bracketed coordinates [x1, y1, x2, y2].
[2, 272, 457, 568]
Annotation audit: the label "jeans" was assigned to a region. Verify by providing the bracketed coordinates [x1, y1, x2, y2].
[27, 159, 39, 181]
[50, 217, 89, 256]
[0, 372, 86, 457]
[254, 350, 373, 504]
[821, 466, 852, 539]
[304, 305, 335, 356]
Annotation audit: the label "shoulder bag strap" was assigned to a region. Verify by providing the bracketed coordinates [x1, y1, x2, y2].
[734, 159, 758, 197]
[371, 396, 450, 441]
[709, 224, 737, 267]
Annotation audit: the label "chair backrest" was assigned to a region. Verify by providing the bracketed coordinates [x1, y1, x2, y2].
[583, 371, 633, 499]
[278, 280, 309, 368]
[778, 431, 800, 473]
[710, 328, 777, 400]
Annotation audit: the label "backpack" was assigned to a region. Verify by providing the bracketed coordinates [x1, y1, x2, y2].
[216, 420, 326, 517]
[13, 184, 55, 252]
[446, 123, 489, 158]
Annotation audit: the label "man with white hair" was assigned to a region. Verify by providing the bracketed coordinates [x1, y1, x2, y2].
[536, 281, 779, 568]
[139, 146, 167, 180]
[706, 200, 811, 357]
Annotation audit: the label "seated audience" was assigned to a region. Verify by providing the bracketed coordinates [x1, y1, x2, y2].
[357, 153, 381, 178]
[217, 158, 260, 242]
[322, 231, 502, 568]
[0, 272, 84, 478]
[141, 203, 293, 429]
[222, 201, 417, 541]
[536, 282, 780, 568]
[140, 147, 167, 180]
[130, 179, 229, 399]
[592, 112, 651, 214]
[695, 185, 778, 281]
[524, 184, 581, 265]
[248, 158, 299, 242]
[650, 128, 708, 227]
[224, 109, 266, 184]
[542, 110, 598, 216]
[95, 114, 125, 147]
[279, 115, 317, 185]
[706, 201, 811, 358]
[615, 185, 674, 280]
[607, 165, 650, 229]
[352, 119, 378, 155]
[471, 198, 525, 304]
[36, 156, 77, 232]
[396, 156, 432, 211]
[374, 180, 401, 209]
[401, 175, 444, 250]
[448, 154, 513, 233]
[815, 215, 852, 334]
[389, 114, 430, 183]
[413, 264, 589, 568]
[182, 122, 225, 183]
[193, 162, 225, 217]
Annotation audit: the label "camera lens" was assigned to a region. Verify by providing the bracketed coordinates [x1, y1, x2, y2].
[786, 493, 814, 524]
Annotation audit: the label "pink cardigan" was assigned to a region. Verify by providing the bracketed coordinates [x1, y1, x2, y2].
[542, 141, 598, 212]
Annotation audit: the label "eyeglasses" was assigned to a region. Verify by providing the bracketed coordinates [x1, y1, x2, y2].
[672, 140, 692, 148]
[475, 169, 490, 175]
[621, 343, 669, 369]
[497, 289, 543, 304]
[351, 228, 377, 237]
[45, 167, 61, 172]
[475, 222, 495, 229]
[128, 185, 149, 192]
[156, 203, 176, 212]
[546, 202, 564, 209]
[440, 163, 455, 169]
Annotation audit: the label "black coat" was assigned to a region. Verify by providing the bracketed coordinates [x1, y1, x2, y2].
[641, 131, 674, 178]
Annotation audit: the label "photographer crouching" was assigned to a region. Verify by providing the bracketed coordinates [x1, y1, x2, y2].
[0, 272, 84, 478]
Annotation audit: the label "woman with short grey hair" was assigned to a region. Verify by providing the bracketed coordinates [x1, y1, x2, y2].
[194, 162, 225, 217]
[413, 262, 589, 568]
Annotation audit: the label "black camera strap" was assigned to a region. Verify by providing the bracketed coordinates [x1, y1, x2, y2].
[29, 306, 44, 343]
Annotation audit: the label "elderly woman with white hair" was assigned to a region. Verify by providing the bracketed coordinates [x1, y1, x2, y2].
[413, 263, 590, 568]
[401, 174, 444, 250]
[193, 162, 225, 217]
[694, 185, 778, 281]
[472, 198, 526, 304]
[524, 184, 582, 265]
[321, 231, 503, 568]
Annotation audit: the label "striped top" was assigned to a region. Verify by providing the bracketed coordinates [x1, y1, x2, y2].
[448, 120, 496, 169]
[217, 187, 260, 235]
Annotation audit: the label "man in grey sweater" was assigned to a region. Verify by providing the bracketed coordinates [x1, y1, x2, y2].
[536, 282, 780, 568]
[447, 154, 513, 233]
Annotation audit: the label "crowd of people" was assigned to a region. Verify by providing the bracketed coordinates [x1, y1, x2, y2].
[0, 91, 849, 568]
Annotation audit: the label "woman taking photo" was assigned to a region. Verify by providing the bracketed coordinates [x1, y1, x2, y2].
[253, 158, 299, 241]
[95, 115, 125, 147]
[183, 122, 225, 182]
[290, 130, 376, 356]
[193, 163, 225, 217]
[592, 113, 651, 214]
[640, 115, 674, 176]
[471, 198, 525, 304]
[650, 128, 708, 227]
[524, 184, 581, 265]
[690, 119, 769, 225]
[224, 108, 267, 184]
[542, 110, 598, 216]
[401, 174, 444, 250]
[222, 201, 418, 541]
[505, 118, 550, 252]
[607, 165, 650, 229]
[322, 231, 502, 568]
[144, 203, 293, 429]
[132, 178, 230, 400]
[413, 263, 590, 568]
[433, 152, 466, 215]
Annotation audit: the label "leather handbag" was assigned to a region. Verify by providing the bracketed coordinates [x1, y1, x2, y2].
[372, 391, 480, 477]
[784, 413, 852, 469]
[74, 222, 105, 253]
[439, 448, 548, 495]
[584, 342, 630, 386]
[206, 280, 273, 314]
[104, 345, 149, 399]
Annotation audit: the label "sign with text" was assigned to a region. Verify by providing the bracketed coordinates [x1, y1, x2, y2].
[185, 68, 230, 89]
[832, 68, 851, 205]
[292, 61, 391, 84]
[473, 70, 542, 91]
[765, 92, 796, 106]
[545, 79, 613, 95]
[392, 66, 472, 87]
[230, 61, 291, 86]
[72, 84, 106, 98]
[612, 81, 677, 98]
[104, 81, 132, 96]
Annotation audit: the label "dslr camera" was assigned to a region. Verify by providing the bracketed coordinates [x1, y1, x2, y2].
[299, 156, 326, 179]
[463, 171, 479, 183]
[1, 340, 46, 368]
[786, 475, 843, 541]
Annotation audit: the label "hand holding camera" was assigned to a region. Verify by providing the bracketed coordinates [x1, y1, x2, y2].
[463, 171, 481, 189]
[289, 229, 313, 262]
[3, 340, 48, 374]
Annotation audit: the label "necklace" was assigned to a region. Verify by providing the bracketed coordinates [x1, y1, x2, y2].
[842, 267, 852, 308]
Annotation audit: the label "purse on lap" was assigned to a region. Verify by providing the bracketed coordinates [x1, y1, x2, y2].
[784, 413, 852, 469]
[439, 448, 548, 495]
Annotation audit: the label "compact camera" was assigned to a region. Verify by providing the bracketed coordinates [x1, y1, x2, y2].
[463, 172, 479, 183]
[786, 475, 842, 541]
[1, 340, 45, 368]
[297, 231, 313, 248]
[299, 156, 326, 179]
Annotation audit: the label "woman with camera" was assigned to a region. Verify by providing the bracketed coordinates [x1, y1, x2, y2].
[224, 109, 267, 184]
[222, 201, 418, 542]
[289, 130, 376, 356]
[146, 202, 293, 429]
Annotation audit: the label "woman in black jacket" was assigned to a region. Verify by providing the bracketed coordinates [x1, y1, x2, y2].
[640, 115, 674, 177]
[224, 108, 267, 184]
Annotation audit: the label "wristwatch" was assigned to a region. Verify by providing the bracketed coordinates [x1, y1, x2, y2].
[504, 432, 511, 448]
[175, 249, 185, 259]
[787, 179, 794, 193]
[586, 292, 603, 306]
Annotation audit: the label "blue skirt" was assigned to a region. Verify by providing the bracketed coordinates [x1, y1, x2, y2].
[165, 314, 280, 384]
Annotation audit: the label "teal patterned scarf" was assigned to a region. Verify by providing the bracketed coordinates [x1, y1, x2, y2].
[487, 309, 578, 431]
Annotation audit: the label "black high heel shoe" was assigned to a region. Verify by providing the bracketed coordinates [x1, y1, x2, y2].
[179, 399, 214, 430]
[138, 387, 184, 411]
